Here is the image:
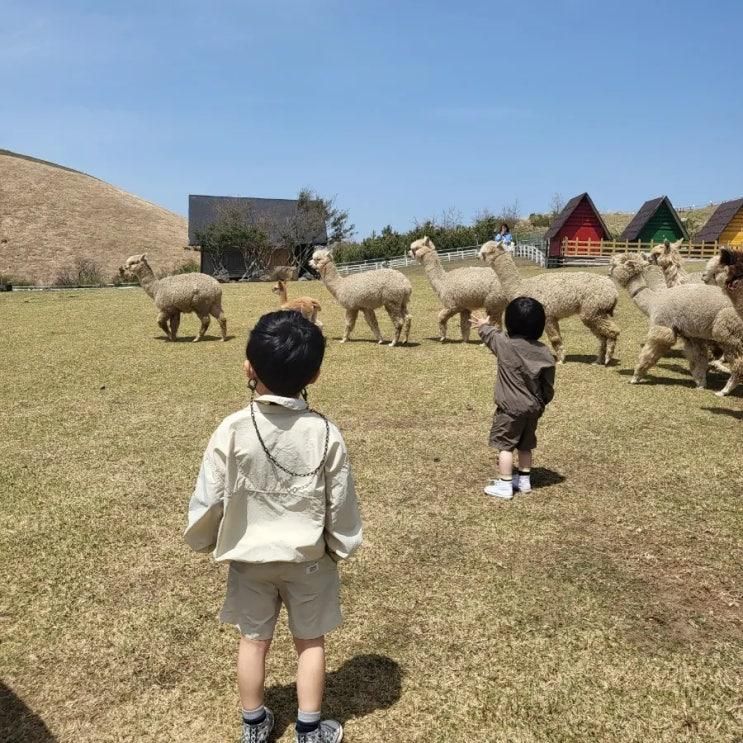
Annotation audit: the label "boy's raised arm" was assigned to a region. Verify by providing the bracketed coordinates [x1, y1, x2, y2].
[184, 429, 228, 553]
[324, 434, 362, 561]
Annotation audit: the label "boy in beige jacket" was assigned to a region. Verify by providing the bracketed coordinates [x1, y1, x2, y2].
[185, 311, 362, 743]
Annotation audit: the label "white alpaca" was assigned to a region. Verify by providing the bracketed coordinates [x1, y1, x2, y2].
[409, 236, 506, 341]
[120, 254, 227, 341]
[309, 249, 412, 346]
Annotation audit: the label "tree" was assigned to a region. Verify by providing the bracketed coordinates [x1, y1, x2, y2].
[549, 193, 565, 219]
[196, 205, 272, 279]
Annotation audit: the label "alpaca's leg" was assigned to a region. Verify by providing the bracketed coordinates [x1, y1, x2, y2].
[437, 307, 458, 342]
[459, 310, 472, 343]
[485, 301, 505, 332]
[384, 305, 404, 347]
[341, 309, 358, 343]
[210, 304, 227, 340]
[169, 311, 181, 341]
[194, 313, 210, 342]
[632, 325, 676, 384]
[312, 309, 323, 329]
[362, 309, 384, 344]
[157, 311, 171, 340]
[716, 354, 743, 397]
[581, 313, 620, 365]
[402, 312, 412, 344]
[681, 338, 708, 389]
[544, 318, 565, 363]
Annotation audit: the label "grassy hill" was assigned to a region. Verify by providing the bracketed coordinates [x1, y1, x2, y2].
[601, 204, 719, 239]
[0, 149, 190, 285]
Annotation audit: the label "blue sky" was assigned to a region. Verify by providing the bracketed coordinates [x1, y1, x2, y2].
[2, 0, 742, 237]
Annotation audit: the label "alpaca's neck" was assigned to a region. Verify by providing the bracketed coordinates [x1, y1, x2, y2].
[277, 285, 288, 304]
[662, 261, 690, 287]
[725, 286, 743, 317]
[626, 273, 654, 316]
[319, 262, 343, 298]
[135, 265, 158, 299]
[488, 252, 522, 299]
[421, 251, 448, 296]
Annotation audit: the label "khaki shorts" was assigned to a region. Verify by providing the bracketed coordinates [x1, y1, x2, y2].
[220, 554, 342, 640]
[489, 409, 540, 451]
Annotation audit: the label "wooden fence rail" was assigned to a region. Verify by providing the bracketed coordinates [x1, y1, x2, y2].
[561, 238, 721, 260]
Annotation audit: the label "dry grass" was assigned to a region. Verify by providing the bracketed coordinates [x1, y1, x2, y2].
[0, 150, 189, 285]
[1, 262, 742, 743]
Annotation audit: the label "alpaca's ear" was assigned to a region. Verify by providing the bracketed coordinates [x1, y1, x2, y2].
[422, 236, 431, 247]
[719, 248, 734, 265]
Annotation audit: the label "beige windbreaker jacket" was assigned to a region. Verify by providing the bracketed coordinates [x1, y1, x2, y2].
[185, 395, 362, 563]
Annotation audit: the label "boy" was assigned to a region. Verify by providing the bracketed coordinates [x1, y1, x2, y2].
[185, 311, 362, 743]
[470, 297, 555, 500]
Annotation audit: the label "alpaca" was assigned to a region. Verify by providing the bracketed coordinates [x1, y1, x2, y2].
[478, 240, 620, 365]
[309, 249, 412, 346]
[409, 236, 506, 342]
[721, 247, 743, 312]
[701, 254, 726, 286]
[120, 254, 227, 342]
[272, 279, 322, 327]
[608, 253, 743, 396]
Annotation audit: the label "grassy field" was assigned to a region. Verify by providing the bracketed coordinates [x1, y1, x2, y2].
[1, 262, 742, 743]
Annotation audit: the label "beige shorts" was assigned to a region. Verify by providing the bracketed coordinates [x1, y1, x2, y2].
[220, 554, 342, 640]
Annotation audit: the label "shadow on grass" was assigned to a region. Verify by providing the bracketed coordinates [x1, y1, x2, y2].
[615, 369, 699, 389]
[562, 353, 608, 365]
[530, 467, 566, 488]
[701, 406, 743, 420]
[266, 654, 402, 738]
[330, 338, 420, 348]
[0, 682, 56, 742]
[153, 335, 235, 343]
[424, 336, 483, 345]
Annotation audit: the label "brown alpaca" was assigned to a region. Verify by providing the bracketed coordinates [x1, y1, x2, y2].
[609, 252, 743, 396]
[720, 247, 743, 315]
[272, 280, 322, 327]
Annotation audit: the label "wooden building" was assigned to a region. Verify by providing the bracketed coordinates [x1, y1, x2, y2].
[188, 195, 328, 280]
[695, 198, 743, 246]
[619, 196, 688, 244]
[544, 192, 612, 258]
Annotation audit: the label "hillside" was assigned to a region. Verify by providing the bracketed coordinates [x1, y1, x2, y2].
[601, 204, 719, 239]
[0, 150, 190, 285]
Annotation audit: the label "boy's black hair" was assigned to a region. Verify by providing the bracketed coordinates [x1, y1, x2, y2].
[500, 222, 510, 232]
[246, 311, 326, 397]
[504, 296, 546, 340]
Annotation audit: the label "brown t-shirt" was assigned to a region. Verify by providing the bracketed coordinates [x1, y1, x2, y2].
[479, 325, 555, 416]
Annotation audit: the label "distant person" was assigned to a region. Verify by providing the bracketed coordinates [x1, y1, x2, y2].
[185, 311, 362, 743]
[470, 297, 555, 499]
[494, 222, 514, 251]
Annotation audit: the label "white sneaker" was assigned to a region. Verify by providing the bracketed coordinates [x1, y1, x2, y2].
[514, 475, 532, 493]
[484, 480, 513, 499]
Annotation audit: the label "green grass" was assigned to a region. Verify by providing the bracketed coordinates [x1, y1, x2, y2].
[1, 263, 742, 742]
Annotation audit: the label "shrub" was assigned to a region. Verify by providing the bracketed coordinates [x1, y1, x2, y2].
[171, 260, 200, 275]
[54, 257, 106, 287]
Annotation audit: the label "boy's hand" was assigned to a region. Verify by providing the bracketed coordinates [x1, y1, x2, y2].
[469, 314, 489, 329]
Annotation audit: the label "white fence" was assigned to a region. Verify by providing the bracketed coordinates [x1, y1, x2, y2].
[336, 243, 545, 275]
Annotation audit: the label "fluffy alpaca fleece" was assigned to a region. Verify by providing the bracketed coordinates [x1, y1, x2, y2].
[120, 254, 227, 341]
[309, 249, 412, 346]
[409, 236, 506, 342]
[608, 253, 743, 396]
[478, 240, 620, 365]
[272, 280, 322, 327]
[647, 239, 714, 287]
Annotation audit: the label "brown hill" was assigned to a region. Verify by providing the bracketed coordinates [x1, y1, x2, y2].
[0, 149, 190, 285]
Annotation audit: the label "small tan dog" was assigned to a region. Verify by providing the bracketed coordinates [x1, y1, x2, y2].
[272, 280, 323, 327]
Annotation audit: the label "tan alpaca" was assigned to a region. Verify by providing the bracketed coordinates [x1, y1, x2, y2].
[272, 280, 322, 327]
[478, 240, 620, 365]
[720, 247, 743, 315]
[409, 236, 506, 342]
[608, 253, 743, 396]
[120, 254, 227, 342]
[309, 248, 412, 346]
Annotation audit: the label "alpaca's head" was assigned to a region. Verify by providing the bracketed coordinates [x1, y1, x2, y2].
[647, 239, 683, 270]
[701, 254, 725, 286]
[119, 253, 150, 279]
[309, 248, 333, 273]
[478, 240, 504, 263]
[409, 236, 436, 261]
[608, 252, 649, 286]
[720, 247, 743, 292]
[271, 280, 285, 295]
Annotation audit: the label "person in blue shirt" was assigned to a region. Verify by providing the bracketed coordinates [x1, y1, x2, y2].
[494, 222, 513, 251]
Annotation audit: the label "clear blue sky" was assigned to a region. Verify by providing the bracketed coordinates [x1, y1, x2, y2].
[2, 0, 742, 238]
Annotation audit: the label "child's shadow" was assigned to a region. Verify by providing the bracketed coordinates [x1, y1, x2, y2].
[530, 467, 565, 488]
[266, 654, 402, 738]
[0, 681, 57, 742]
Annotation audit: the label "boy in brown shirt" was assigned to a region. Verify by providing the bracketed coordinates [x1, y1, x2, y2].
[470, 297, 555, 499]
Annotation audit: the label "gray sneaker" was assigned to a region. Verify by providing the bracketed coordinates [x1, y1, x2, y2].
[242, 707, 274, 743]
[295, 719, 343, 743]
